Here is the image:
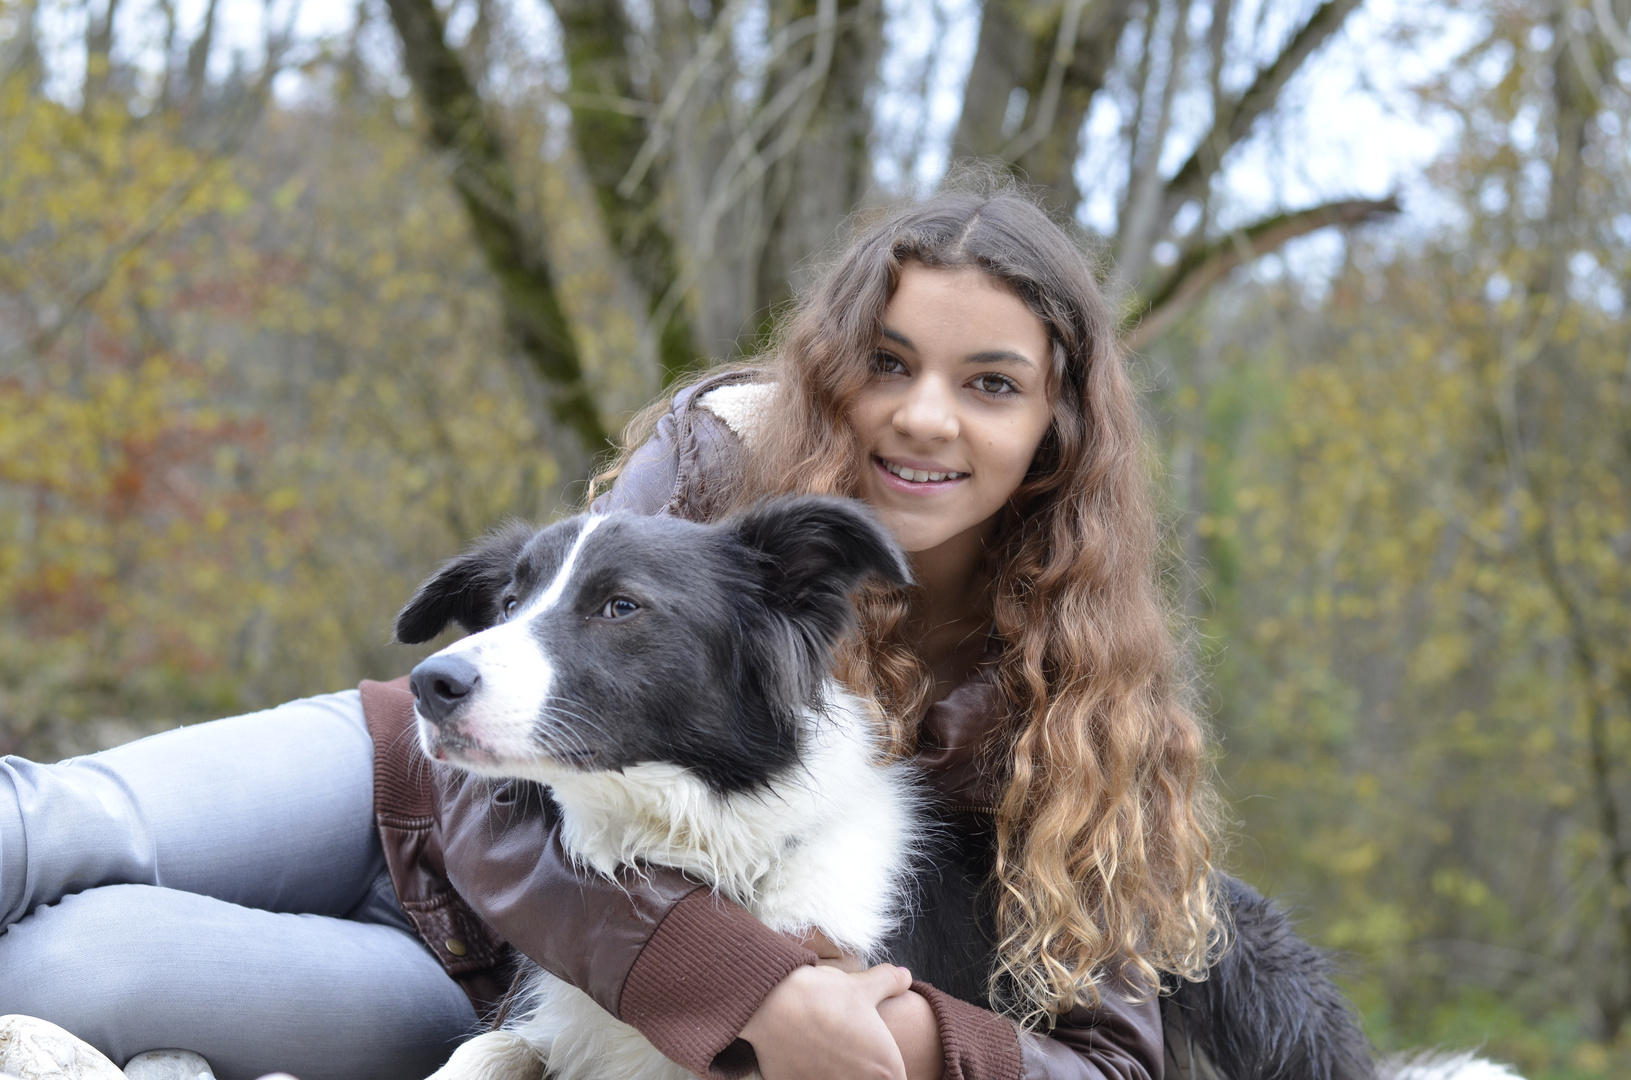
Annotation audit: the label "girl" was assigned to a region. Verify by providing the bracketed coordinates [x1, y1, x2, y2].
[0, 184, 1219, 1080]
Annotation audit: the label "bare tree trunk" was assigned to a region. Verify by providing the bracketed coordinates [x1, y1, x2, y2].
[643, 0, 854, 358]
[84, 0, 124, 101]
[552, 0, 696, 382]
[646, 0, 761, 358]
[1012, 0, 1134, 208]
[950, 0, 1135, 212]
[184, 0, 221, 109]
[1520, 3, 1629, 1037]
[383, 0, 609, 466]
[951, 0, 1049, 160]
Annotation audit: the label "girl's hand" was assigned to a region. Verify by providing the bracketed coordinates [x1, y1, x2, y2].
[739, 963, 914, 1080]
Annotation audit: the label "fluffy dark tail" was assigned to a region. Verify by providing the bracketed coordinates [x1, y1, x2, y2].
[1161, 874, 1377, 1080]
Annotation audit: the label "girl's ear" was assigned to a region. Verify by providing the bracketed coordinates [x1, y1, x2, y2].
[732, 495, 911, 646]
[393, 521, 536, 644]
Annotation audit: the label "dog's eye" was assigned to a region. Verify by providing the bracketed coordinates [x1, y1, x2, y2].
[598, 598, 640, 620]
[502, 597, 519, 618]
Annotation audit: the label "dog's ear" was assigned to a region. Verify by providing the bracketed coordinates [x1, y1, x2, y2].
[732, 495, 911, 642]
[394, 521, 535, 644]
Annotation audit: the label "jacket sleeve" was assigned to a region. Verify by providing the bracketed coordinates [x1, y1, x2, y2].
[438, 772, 816, 1080]
[912, 970, 1164, 1080]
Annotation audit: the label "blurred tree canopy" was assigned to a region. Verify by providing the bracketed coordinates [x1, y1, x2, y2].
[1, 0, 1629, 1074]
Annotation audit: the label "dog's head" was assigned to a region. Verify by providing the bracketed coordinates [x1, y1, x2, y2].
[394, 495, 910, 793]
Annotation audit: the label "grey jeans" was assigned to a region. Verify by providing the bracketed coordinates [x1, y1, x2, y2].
[0, 690, 479, 1080]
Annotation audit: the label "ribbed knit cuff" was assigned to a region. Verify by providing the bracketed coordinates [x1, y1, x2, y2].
[618, 889, 816, 1080]
[913, 980, 1023, 1080]
[359, 677, 435, 821]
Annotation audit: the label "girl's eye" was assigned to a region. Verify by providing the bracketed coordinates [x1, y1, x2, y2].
[598, 598, 640, 619]
[873, 350, 907, 375]
[502, 597, 519, 617]
[972, 373, 1019, 395]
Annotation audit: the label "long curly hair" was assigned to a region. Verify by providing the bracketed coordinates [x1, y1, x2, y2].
[593, 184, 1220, 1023]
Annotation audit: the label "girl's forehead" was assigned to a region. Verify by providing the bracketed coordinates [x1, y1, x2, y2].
[882, 264, 1051, 365]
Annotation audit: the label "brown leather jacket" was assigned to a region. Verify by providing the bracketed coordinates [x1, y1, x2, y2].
[359, 371, 1166, 1080]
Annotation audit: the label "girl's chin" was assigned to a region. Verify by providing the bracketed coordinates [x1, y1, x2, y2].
[875, 513, 976, 555]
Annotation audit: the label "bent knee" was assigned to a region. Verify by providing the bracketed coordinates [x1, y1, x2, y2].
[0, 884, 477, 1079]
[0, 885, 210, 1042]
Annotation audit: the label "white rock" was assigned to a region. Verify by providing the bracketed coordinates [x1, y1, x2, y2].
[121, 1050, 213, 1080]
[0, 1016, 124, 1080]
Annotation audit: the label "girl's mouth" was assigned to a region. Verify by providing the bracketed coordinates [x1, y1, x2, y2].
[875, 456, 968, 486]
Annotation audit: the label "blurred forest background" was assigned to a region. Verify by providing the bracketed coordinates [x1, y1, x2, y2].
[1, 0, 1628, 1073]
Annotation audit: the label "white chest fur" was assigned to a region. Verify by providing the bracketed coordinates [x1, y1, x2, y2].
[426, 684, 918, 1080]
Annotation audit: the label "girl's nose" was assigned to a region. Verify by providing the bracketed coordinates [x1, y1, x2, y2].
[892, 375, 960, 443]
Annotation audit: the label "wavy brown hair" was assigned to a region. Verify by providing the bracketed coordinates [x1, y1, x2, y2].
[593, 184, 1220, 1023]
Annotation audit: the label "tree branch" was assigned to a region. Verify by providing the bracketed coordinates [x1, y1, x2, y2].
[1122, 195, 1397, 350]
[754, 0, 884, 319]
[1116, 0, 1195, 286]
[1156, 0, 1364, 230]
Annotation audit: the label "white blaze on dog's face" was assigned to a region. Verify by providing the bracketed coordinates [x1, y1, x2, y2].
[394, 497, 913, 795]
[414, 516, 606, 773]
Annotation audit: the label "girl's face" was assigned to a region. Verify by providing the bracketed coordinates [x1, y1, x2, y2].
[848, 262, 1055, 556]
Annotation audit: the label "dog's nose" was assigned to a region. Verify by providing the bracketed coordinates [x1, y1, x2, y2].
[410, 655, 482, 726]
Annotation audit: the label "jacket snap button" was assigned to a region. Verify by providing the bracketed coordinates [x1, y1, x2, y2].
[444, 938, 468, 957]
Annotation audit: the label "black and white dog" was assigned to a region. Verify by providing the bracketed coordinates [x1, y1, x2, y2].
[395, 496, 922, 1080]
[393, 494, 1519, 1080]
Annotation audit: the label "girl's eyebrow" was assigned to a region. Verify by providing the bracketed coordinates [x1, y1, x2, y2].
[884, 329, 1037, 370]
[966, 349, 1036, 369]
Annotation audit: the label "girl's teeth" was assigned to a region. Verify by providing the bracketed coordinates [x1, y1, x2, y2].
[886, 461, 960, 483]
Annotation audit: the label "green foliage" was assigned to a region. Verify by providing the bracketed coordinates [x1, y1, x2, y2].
[1143, 1, 1631, 1067]
[0, 78, 560, 748]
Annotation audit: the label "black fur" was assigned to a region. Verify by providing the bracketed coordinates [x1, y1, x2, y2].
[883, 811, 998, 1006]
[1163, 874, 1377, 1080]
[395, 520, 537, 643]
[730, 496, 912, 719]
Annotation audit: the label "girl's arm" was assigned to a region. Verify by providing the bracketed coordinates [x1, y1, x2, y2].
[738, 962, 1162, 1080]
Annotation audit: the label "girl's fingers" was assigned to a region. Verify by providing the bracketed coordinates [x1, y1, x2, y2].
[857, 963, 915, 1002]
